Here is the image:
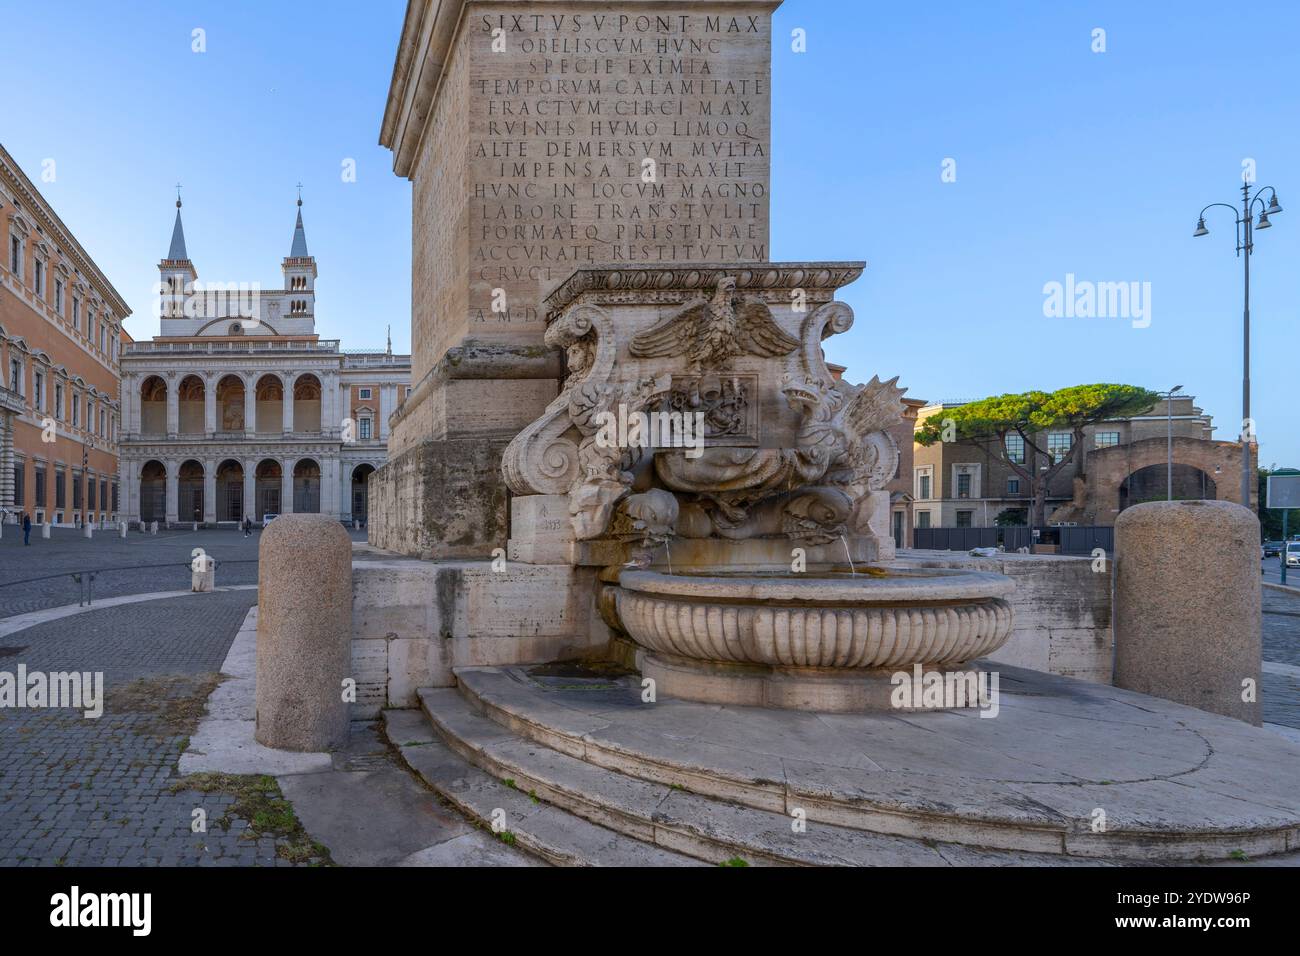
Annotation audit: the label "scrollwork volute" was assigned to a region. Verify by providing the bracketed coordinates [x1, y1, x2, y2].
[501, 305, 615, 496]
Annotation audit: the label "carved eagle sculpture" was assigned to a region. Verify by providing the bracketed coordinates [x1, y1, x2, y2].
[629, 276, 799, 372]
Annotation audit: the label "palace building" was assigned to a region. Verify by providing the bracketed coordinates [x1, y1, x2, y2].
[117, 197, 409, 527]
[1, 143, 129, 528]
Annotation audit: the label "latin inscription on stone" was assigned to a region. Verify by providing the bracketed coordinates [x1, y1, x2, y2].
[469, 9, 772, 340]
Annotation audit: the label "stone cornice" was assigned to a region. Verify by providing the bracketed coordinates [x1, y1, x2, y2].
[0, 142, 132, 318]
[380, 0, 783, 179]
[543, 261, 866, 320]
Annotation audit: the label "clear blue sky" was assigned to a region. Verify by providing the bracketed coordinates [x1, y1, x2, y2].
[4, 0, 1297, 466]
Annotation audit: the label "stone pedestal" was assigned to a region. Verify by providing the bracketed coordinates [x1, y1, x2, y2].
[191, 554, 215, 592]
[255, 514, 353, 750]
[1114, 500, 1261, 725]
[371, 0, 777, 557]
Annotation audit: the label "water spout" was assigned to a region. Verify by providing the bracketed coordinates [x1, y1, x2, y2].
[840, 533, 856, 576]
[664, 540, 674, 576]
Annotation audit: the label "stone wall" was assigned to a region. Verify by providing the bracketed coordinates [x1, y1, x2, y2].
[349, 552, 607, 716]
[897, 550, 1114, 683]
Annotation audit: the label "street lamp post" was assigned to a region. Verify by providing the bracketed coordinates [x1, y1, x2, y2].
[1194, 182, 1283, 512]
[1162, 385, 1183, 500]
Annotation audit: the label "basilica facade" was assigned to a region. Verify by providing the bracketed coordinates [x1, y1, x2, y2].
[117, 198, 409, 527]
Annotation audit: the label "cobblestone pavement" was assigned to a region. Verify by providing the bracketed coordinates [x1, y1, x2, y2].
[0, 525, 365, 618]
[1263, 587, 1300, 731]
[0, 589, 317, 866]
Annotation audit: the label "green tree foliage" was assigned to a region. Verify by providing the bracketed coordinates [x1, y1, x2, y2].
[916, 384, 1160, 526]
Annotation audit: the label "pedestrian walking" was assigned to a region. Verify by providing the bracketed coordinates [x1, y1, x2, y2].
[243, 515, 252, 537]
[22, 513, 32, 546]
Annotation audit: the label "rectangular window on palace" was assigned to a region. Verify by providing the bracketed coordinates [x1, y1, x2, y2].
[1004, 433, 1025, 464]
[9, 359, 20, 393]
[33, 372, 43, 411]
[918, 474, 930, 500]
[72, 474, 82, 510]
[55, 279, 64, 314]
[359, 417, 372, 440]
[956, 511, 973, 528]
[1007, 478, 1020, 495]
[88, 478, 96, 510]
[1095, 431, 1121, 448]
[359, 388, 372, 400]
[1047, 432, 1072, 461]
[34, 259, 43, 295]
[957, 473, 972, 498]
[8, 236, 18, 273]
[55, 384, 64, 420]
[112, 483, 119, 511]
[13, 465, 24, 506]
[55, 470, 66, 508]
[35, 467, 46, 508]
[916, 511, 931, 529]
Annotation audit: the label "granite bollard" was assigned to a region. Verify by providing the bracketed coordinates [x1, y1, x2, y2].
[1114, 499, 1261, 724]
[191, 551, 215, 592]
[41, 523, 51, 539]
[255, 514, 353, 750]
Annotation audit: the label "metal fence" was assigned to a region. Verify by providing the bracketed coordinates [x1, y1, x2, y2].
[0, 559, 259, 608]
[912, 526, 1112, 555]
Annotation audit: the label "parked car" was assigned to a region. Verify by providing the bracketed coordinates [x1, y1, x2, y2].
[1287, 541, 1300, 568]
[1263, 540, 1284, 557]
[262, 513, 279, 525]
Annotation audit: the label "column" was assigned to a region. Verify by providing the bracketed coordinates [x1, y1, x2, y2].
[204, 378, 216, 435]
[323, 457, 340, 518]
[164, 459, 179, 525]
[283, 373, 295, 434]
[243, 459, 257, 523]
[320, 373, 335, 436]
[340, 380, 352, 442]
[0, 412, 13, 511]
[203, 459, 217, 523]
[165, 379, 179, 437]
[243, 375, 256, 436]
[379, 384, 392, 440]
[339, 458, 351, 523]
[281, 458, 294, 515]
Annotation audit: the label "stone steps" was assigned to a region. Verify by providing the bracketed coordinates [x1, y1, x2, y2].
[380, 709, 699, 867]
[409, 687, 1112, 867]
[448, 666, 1300, 862]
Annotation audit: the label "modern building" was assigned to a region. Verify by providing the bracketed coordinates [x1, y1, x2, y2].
[117, 197, 410, 527]
[910, 393, 1252, 529]
[1, 143, 129, 527]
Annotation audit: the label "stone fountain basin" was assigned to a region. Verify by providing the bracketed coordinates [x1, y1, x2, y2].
[614, 566, 1014, 671]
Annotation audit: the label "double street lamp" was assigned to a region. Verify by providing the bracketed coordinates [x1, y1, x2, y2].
[1193, 182, 1283, 509]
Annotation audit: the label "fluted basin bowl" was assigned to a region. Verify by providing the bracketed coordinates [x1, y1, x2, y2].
[612, 566, 1015, 711]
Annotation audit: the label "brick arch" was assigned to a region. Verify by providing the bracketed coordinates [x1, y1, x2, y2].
[1076, 437, 1254, 524]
